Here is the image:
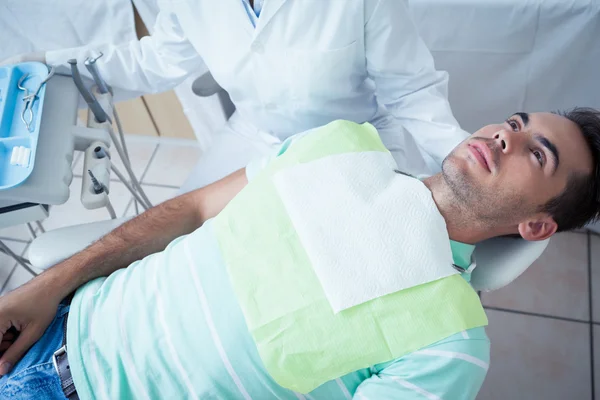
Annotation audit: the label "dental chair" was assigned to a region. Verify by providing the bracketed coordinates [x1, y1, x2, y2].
[27, 72, 550, 292]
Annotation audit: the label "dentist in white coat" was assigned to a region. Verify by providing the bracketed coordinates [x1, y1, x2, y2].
[10, 0, 468, 191]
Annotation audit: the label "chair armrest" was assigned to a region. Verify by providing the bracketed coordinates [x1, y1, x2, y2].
[191, 71, 224, 97]
[28, 218, 130, 270]
[191, 71, 236, 120]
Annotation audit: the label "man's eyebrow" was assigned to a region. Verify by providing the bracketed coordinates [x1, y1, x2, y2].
[513, 112, 530, 126]
[535, 134, 560, 173]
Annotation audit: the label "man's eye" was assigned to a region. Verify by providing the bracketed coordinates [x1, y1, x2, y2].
[532, 149, 544, 166]
[506, 119, 519, 132]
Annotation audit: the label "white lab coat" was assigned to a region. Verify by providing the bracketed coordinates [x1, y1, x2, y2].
[47, 0, 468, 189]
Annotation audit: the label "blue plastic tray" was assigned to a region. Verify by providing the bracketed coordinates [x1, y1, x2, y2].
[0, 62, 50, 190]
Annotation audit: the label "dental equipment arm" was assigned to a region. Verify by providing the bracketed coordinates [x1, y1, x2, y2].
[84, 53, 111, 94]
[45, 4, 205, 95]
[365, 0, 469, 169]
[68, 59, 110, 123]
[0, 169, 247, 375]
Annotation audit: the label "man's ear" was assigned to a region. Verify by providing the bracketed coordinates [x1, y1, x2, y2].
[517, 215, 558, 241]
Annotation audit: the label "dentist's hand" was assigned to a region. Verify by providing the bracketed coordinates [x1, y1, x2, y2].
[0, 278, 61, 375]
[0, 51, 47, 67]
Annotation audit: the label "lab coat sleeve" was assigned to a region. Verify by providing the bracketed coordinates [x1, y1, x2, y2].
[352, 334, 490, 400]
[45, 3, 205, 95]
[364, 0, 469, 166]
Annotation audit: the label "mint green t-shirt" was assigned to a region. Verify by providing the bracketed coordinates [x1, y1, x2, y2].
[66, 132, 489, 400]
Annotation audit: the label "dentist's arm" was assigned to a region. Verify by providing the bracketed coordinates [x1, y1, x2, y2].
[0, 169, 247, 375]
[44, 3, 205, 94]
[364, 0, 468, 167]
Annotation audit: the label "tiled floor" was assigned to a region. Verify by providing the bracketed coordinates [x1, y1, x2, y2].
[480, 231, 597, 399]
[479, 309, 592, 400]
[0, 135, 201, 295]
[0, 240, 30, 294]
[0, 134, 597, 399]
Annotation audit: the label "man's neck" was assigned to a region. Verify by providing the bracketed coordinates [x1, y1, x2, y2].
[422, 174, 502, 244]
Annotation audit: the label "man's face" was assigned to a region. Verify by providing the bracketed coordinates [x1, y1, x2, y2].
[442, 112, 593, 229]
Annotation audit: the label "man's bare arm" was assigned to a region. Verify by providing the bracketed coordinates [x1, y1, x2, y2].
[0, 168, 248, 374]
[47, 168, 247, 299]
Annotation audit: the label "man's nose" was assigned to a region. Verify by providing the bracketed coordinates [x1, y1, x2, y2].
[492, 129, 520, 154]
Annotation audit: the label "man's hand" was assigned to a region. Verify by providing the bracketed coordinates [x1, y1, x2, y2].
[0, 279, 61, 375]
[0, 52, 47, 67]
[0, 329, 18, 354]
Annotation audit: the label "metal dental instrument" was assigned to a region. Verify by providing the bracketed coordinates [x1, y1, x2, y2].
[87, 169, 116, 219]
[68, 59, 110, 123]
[84, 52, 111, 94]
[17, 67, 55, 131]
[17, 74, 29, 96]
[88, 169, 105, 194]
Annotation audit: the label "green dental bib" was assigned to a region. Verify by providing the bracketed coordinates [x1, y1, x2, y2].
[214, 120, 488, 393]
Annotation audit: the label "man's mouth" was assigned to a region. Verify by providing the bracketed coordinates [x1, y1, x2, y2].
[468, 142, 494, 172]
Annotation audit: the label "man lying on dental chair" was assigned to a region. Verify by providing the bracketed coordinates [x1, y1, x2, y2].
[0, 109, 599, 400]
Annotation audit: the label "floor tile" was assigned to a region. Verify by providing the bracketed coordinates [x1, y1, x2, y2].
[73, 136, 158, 182]
[72, 151, 82, 170]
[0, 224, 34, 241]
[478, 309, 591, 400]
[1, 259, 35, 295]
[0, 241, 28, 294]
[141, 143, 201, 187]
[140, 184, 179, 207]
[591, 236, 600, 322]
[41, 177, 133, 232]
[123, 184, 179, 218]
[482, 232, 589, 321]
[72, 151, 84, 174]
[1, 267, 35, 295]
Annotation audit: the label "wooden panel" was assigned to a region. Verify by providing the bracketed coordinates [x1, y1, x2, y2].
[142, 91, 196, 140]
[113, 97, 159, 136]
[78, 98, 158, 136]
[77, 98, 158, 136]
[78, 109, 88, 126]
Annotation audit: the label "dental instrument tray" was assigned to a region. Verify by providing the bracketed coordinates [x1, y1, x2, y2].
[0, 62, 52, 191]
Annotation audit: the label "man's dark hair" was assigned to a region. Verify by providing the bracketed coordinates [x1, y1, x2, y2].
[541, 108, 600, 231]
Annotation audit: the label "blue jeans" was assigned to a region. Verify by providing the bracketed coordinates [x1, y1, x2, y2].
[0, 304, 68, 399]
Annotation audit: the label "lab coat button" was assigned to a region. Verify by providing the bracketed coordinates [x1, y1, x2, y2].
[251, 42, 265, 54]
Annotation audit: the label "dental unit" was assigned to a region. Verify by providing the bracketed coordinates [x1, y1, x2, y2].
[0, 60, 152, 274]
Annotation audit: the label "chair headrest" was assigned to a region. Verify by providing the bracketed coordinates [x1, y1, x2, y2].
[470, 237, 549, 292]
